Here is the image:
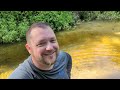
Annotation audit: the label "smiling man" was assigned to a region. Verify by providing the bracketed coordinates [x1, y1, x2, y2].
[8, 22, 72, 79]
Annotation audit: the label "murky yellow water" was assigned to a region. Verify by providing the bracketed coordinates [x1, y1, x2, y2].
[56, 21, 120, 79]
[1, 21, 120, 79]
[64, 36, 120, 79]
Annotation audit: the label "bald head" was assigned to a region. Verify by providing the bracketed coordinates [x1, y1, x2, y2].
[26, 22, 53, 43]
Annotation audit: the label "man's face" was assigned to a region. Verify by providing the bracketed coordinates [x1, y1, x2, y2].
[26, 27, 59, 66]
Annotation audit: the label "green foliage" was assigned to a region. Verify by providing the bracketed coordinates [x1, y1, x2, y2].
[17, 19, 29, 39]
[2, 11, 120, 43]
[77, 11, 100, 21]
[0, 11, 76, 43]
[1, 11, 120, 44]
[76, 11, 120, 21]
[97, 11, 120, 20]
[2, 31, 18, 43]
[29, 11, 75, 32]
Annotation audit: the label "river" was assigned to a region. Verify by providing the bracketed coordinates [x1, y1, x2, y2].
[1, 21, 120, 79]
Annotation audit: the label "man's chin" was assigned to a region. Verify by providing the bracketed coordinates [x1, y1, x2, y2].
[46, 58, 56, 65]
[47, 62, 55, 66]
[43, 52, 58, 65]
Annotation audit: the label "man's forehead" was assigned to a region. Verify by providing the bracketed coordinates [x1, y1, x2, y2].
[31, 27, 53, 34]
[38, 37, 56, 42]
[30, 27, 56, 39]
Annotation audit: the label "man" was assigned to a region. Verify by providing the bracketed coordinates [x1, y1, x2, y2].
[8, 22, 72, 79]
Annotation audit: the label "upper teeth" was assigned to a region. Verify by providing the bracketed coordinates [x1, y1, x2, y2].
[45, 52, 54, 55]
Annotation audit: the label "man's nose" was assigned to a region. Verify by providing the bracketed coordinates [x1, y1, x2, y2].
[46, 42, 53, 50]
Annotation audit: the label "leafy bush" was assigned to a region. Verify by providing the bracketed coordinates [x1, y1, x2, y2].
[77, 11, 100, 21]
[2, 31, 18, 43]
[76, 11, 120, 21]
[0, 11, 76, 43]
[97, 11, 120, 20]
[17, 19, 29, 39]
[29, 11, 75, 32]
[2, 11, 120, 43]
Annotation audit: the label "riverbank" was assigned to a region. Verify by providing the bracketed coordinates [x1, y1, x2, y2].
[1, 21, 120, 79]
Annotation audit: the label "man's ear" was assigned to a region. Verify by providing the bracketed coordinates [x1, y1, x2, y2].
[25, 43, 31, 54]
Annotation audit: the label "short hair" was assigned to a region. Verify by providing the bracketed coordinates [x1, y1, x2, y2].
[26, 22, 52, 43]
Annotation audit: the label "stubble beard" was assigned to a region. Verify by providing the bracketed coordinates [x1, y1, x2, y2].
[40, 51, 59, 66]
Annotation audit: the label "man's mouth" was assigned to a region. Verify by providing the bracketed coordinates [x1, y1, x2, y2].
[44, 51, 55, 56]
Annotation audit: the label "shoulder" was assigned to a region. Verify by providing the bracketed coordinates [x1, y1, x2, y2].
[8, 68, 31, 79]
[59, 51, 72, 64]
[59, 51, 71, 58]
[8, 56, 33, 79]
[57, 51, 72, 63]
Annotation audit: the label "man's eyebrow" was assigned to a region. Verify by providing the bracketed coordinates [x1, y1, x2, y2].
[37, 39, 47, 44]
[50, 37, 56, 39]
[37, 37, 56, 43]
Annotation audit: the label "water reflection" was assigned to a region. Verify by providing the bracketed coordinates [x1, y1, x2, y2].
[0, 42, 29, 78]
[64, 35, 120, 79]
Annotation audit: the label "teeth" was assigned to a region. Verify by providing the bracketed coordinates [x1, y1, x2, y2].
[45, 52, 54, 55]
[45, 53, 52, 55]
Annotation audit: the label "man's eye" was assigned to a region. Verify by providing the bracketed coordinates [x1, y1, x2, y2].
[51, 39, 56, 43]
[37, 44, 42, 47]
[37, 43, 46, 47]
